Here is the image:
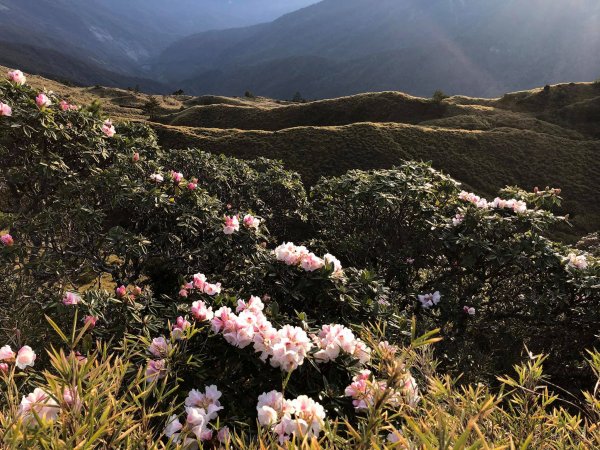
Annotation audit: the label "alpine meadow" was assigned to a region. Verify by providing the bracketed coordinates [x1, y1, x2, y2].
[0, 1, 599, 449]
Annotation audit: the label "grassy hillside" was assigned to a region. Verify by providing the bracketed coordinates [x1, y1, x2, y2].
[152, 121, 599, 240]
[157, 92, 448, 130]
[7, 66, 598, 241]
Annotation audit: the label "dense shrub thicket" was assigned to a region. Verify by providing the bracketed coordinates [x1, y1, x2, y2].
[0, 71, 599, 448]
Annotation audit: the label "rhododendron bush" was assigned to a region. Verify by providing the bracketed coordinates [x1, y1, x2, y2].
[1, 71, 599, 448]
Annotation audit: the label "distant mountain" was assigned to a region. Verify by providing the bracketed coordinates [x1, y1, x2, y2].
[0, 41, 167, 93]
[0, 0, 317, 87]
[153, 0, 600, 98]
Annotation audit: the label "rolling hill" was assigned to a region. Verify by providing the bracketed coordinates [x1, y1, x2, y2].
[11, 66, 599, 242]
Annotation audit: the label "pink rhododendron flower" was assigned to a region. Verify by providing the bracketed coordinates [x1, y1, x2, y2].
[275, 243, 343, 277]
[132, 286, 142, 296]
[18, 388, 58, 425]
[459, 191, 489, 209]
[418, 291, 441, 309]
[289, 395, 326, 437]
[210, 305, 235, 333]
[243, 214, 260, 229]
[115, 285, 127, 298]
[59, 100, 70, 111]
[378, 341, 398, 358]
[323, 253, 343, 276]
[148, 336, 171, 358]
[35, 93, 52, 109]
[172, 316, 191, 340]
[0, 233, 14, 246]
[300, 252, 325, 272]
[62, 291, 80, 306]
[223, 215, 240, 235]
[253, 322, 278, 362]
[0, 363, 8, 373]
[179, 288, 188, 298]
[15, 346, 36, 369]
[149, 173, 164, 183]
[452, 213, 464, 226]
[187, 178, 198, 190]
[0, 345, 15, 361]
[463, 305, 476, 315]
[270, 325, 312, 372]
[185, 385, 223, 421]
[257, 390, 291, 427]
[132, 152, 140, 162]
[145, 359, 167, 381]
[345, 370, 419, 410]
[191, 300, 214, 322]
[163, 414, 182, 441]
[7, 69, 26, 85]
[236, 295, 264, 314]
[170, 171, 184, 183]
[63, 386, 82, 411]
[313, 323, 361, 363]
[102, 119, 116, 137]
[257, 392, 325, 443]
[203, 282, 221, 296]
[566, 253, 588, 270]
[222, 310, 257, 348]
[70, 351, 87, 364]
[83, 315, 98, 329]
[0, 101, 12, 117]
[192, 273, 206, 290]
[217, 426, 231, 443]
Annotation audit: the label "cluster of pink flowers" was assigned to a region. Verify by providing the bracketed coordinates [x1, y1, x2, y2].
[463, 305, 476, 315]
[458, 191, 490, 209]
[145, 358, 168, 382]
[418, 291, 441, 309]
[242, 214, 260, 229]
[458, 191, 528, 214]
[170, 171, 184, 183]
[223, 215, 239, 235]
[257, 390, 326, 443]
[0, 344, 36, 371]
[566, 253, 588, 270]
[187, 177, 198, 190]
[311, 324, 370, 364]
[171, 316, 191, 340]
[148, 170, 199, 191]
[0, 233, 14, 246]
[148, 336, 172, 358]
[58, 100, 78, 111]
[102, 119, 116, 137]
[180, 273, 222, 298]
[149, 173, 164, 183]
[451, 213, 464, 226]
[0, 101, 11, 117]
[223, 213, 261, 234]
[62, 291, 81, 305]
[491, 197, 527, 214]
[83, 315, 98, 329]
[163, 385, 229, 445]
[35, 93, 52, 109]
[17, 388, 59, 425]
[193, 295, 313, 372]
[344, 369, 420, 410]
[7, 69, 26, 85]
[275, 242, 343, 277]
[115, 284, 142, 300]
